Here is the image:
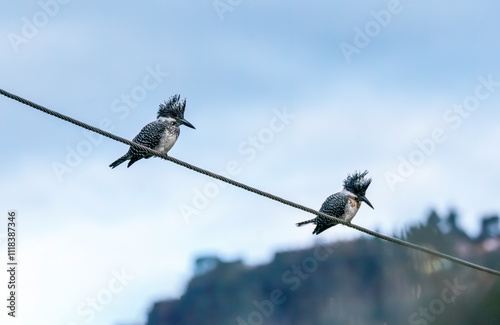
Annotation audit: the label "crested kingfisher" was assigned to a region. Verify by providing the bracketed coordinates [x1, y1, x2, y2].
[297, 170, 374, 235]
[109, 94, 195, 168]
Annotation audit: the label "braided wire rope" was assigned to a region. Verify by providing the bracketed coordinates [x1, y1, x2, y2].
[1, 87, 499, 276]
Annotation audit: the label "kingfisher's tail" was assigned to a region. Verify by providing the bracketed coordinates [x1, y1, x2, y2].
[296, 218, 316, 227]
[109, 154, 131, 169]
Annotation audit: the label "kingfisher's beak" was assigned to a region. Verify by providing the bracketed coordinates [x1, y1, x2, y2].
[359, 196, 374, 209]
[178, 118, 195, 129]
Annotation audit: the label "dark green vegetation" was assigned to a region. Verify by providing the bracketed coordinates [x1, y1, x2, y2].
[146, 210, 500, 325]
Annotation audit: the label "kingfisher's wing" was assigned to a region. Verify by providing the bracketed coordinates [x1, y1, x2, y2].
[311, 192, 349, 235]
[319, 192, 348, 221]
[129, 121, 167, 155]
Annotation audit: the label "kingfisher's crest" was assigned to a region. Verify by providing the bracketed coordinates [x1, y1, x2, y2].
[343, 170, 372, 196]
[157, 94, 187, 119]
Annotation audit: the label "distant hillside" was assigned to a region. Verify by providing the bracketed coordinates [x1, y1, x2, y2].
[145, 210, 500, 325]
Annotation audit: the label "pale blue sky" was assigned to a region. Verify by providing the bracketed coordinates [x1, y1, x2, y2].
[1, 1, 500, 324]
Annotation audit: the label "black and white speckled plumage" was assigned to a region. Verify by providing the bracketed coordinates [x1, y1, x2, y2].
[109, 95, 193, 168]
[109, 119, 178, 168]
[297, 170, 373, 235]
[311, 192, 349, 234]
